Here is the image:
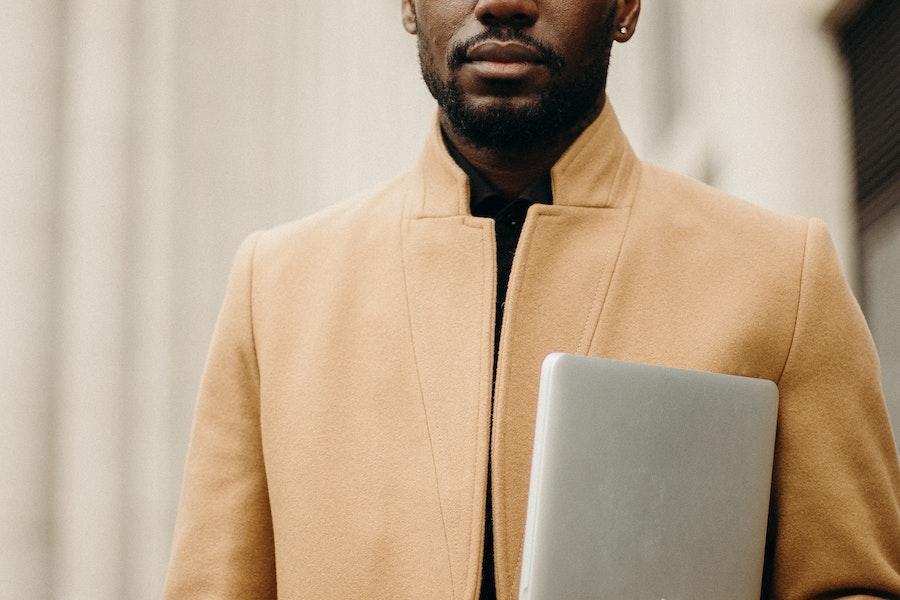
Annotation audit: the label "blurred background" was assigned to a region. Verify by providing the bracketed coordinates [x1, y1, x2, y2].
[2, 1, 897, 598]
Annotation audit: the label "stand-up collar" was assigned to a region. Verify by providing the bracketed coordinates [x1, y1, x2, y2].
[443, 132, 553, 214]
[408, 97, 641, 219]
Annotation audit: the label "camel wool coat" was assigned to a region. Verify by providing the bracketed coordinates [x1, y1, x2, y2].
[164, 103, 900, 600]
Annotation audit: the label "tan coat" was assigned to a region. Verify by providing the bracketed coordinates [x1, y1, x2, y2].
[164, 103, 900, 599]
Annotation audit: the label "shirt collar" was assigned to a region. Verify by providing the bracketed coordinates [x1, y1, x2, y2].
[441, 132, 553, 217]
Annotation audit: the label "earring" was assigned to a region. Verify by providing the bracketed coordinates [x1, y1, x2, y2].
[619, 26, 628, 35]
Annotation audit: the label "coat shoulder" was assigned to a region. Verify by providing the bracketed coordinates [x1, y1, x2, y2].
[606, 161, 817, 380]
[262, 172, 411, 252]
[249, 170, 413, 278]
[636, 161, 810, 246]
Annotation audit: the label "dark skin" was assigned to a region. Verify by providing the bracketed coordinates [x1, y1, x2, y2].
[402, 0, 641, 199]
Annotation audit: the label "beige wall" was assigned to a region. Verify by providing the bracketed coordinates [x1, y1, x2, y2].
[1, 4, 60, 598]
[2, 1, 883, 598]
[862, 205, 900, 442]
[3, 3, 432, 598]
[609, 0, 857, 280]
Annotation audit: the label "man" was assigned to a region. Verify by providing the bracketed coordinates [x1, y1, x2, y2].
[164, 0, 900, 598]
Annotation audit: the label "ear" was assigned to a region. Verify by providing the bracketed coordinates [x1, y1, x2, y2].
[614, 0, 641, 42]
[401, 0, 418, 35]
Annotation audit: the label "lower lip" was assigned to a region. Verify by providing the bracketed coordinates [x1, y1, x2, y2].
[466, 60, 545, 79]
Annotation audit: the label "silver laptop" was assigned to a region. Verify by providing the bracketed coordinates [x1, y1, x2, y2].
[519, 353, 779, 600]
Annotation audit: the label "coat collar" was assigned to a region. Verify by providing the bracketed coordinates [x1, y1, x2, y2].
[400, 97, 641, 599]
[407, 97, 640, 219]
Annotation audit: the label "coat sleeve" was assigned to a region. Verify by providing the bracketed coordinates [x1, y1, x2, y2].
[163, 231, 277, 599]
[766, 219, 900, 599]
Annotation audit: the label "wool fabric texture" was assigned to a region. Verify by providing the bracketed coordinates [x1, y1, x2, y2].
[164, 102, 900, 600]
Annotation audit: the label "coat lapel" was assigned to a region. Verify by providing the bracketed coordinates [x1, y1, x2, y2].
[404, 102, 642, 599]
[489, 102, 642, 599]
[401, 128, 497, 600]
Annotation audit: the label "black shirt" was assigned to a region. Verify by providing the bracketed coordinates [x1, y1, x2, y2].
[445, 137, 552, 599]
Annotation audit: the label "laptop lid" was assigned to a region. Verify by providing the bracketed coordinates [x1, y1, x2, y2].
[519, 353, 779, 600]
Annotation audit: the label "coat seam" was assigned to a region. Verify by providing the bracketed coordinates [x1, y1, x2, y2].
[466, 221, 494, 600]
[399, 218, 456, 599]
[246, 229, 278, 593]
[581, 206, 635, 352]
[586, 164, 642, 351]
[248, 230, 263, 394]
[493, 208, 554, 599]
[776, 218, 812, 386]
[606, 136, 629, 208]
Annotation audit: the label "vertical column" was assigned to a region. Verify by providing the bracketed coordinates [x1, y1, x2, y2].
[53, 2, 133, 598]
[861, 207, 900, 442]
[293, 0, 434, 210]
[614, 0, 857, 281]
[123, 1, 178, 598]
[708, 0, 857, 280]
[171, 2, 306, 439]
[607, 0, 712, 179]
[607, 0, 684, 157]
[0, 3, 62, 599]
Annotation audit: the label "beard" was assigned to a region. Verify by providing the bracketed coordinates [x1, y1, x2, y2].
[417, 12, 616, 150]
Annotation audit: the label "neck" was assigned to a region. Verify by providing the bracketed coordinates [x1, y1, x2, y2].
[440, 95, 606, 200]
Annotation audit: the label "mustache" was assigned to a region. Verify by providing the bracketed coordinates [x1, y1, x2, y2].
[448, 28, 565, 72]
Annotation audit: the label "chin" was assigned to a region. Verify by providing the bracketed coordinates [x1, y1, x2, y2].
[464, 93, 543, 116]
[444, 100, 553, 149]
[428, 73, 579, 149]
